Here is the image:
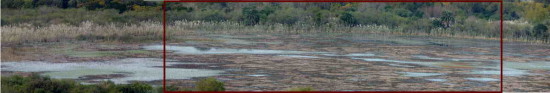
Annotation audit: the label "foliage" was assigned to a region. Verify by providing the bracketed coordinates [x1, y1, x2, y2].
[1, 0, 160, 13]
[533, 24, 549, 41]
[2, 2, 550, 43]
[242, 6, 261, 26]
[523, 2, 550, 24]
[1, 74, 159, 93]
[287, 86, 315, 91]
[433, 11, 455, 28]
[118, 82, 153, 93]
[195, 77, 225, 91]
[340, 12, 358, 26]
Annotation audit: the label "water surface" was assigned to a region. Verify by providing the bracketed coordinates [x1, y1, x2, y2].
[1, 58, 223, 84]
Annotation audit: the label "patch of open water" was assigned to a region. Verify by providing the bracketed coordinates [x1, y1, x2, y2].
[425, 79, 448, 82]
[464, 78, 499, 82]
[398, 72, 445, 77]
[278, 55, 321, 58]
[1, 58, 223, 84]
[144, 45, 326, 55]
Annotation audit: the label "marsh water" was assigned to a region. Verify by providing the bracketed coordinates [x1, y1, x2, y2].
[2, 33, 549, 91]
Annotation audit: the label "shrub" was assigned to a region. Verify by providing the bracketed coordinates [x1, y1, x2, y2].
[1, 75, 157, 93]
[287, 86, 314, 91]
[1, 74, 78, 93]
[267, 7, 303, 25]
[533, 24, 549, 41]
[340, 12, 358, 26]
[242, 6, 261, 26]
[118, 82, 153, 93]
[195, 77, 225, 91]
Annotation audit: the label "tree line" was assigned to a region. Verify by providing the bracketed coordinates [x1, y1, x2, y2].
[2, 1, 549, 42]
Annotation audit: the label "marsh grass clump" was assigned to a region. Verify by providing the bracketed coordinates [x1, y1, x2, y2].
[287, 86, 315, 91]
[194, 77, 225, 91]
[1, 21, 162, 45]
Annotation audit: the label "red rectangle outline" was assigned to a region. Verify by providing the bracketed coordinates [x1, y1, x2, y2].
[162, 0, 504, 93]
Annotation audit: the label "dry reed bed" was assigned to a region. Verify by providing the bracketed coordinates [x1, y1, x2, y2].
[1, 20, 546, 45]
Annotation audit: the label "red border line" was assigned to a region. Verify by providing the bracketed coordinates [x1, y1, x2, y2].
[163, 1, 168, 92]
[165, 0, 501, 2]
[164, 91, 503, 93]
[162, 0, 504, 93]
[499, 2, 504, 92]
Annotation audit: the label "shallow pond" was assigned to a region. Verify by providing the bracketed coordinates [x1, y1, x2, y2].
[144, 45, 326, 55]
[1, 58, 223, 84]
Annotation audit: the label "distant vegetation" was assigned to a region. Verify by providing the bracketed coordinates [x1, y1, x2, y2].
[1, 74, 158, 93]
[1, 75, 318, 92]
[287, 86, 315, 91]
[1, 74, 228, 93]
[1, 0, 549, 44]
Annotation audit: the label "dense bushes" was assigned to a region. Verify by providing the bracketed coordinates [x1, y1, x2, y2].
[195, 77, 225, 91]
[1, 7, 161, 26]
[1, 0, 160, 13]
[533, 24, 549, 42]
[1, 75, 229, 93]
[1, 74, 157, 93]
[2, 2, 550, 43]
[1, 75, 319, 92]
[287, 86, 315, 91]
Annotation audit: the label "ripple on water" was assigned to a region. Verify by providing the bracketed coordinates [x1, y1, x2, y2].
[425, 79, 448, 82]
[1, 58, 223, 84]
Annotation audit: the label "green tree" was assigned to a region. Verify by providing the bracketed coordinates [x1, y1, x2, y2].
[340, 12, 358, 26]
[313, 11, 328, 25]
[441, 11, 455, 28]
[533, 24, 549, 40]
[242, 6, 261, 26]
[524, 3, 550, 24]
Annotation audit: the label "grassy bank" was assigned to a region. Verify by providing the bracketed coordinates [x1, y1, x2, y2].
[1, 74, 315, 92]
[1, 74, 228, 93]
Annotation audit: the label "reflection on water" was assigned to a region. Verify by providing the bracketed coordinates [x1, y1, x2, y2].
[399, 72, 445, 77]
[144, 45, 326, 55]
[217, 38, 283, 45]
[353, 56, 548, 76]
[426, 79, 448, 82]
[465, 78, 499, 82]
[505, 61, 550, 70]
[1, 58, 223, 84]
[247, 74, 269, 77]
[413, 55, 446, 60]
[278, 55, 320, 58]
[323, 53, 376, 57]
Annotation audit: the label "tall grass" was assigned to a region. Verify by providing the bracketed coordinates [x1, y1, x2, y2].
[1, 21, 162, 45]
[1, 20, 546, 46]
